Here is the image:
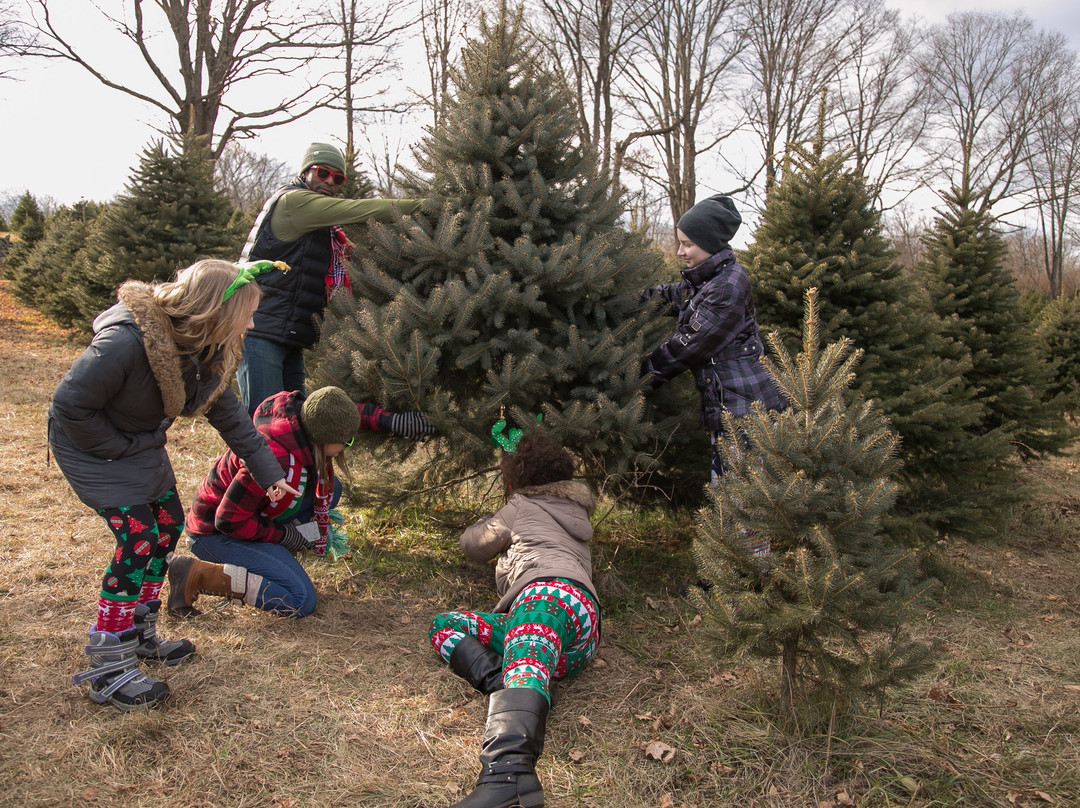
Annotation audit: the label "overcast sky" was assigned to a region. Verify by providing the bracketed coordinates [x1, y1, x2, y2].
[1, 0, 1078, 213]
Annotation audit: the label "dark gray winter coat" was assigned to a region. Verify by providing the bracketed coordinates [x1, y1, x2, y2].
[642, 248, 786, 431]
[48, 282, 281, 509]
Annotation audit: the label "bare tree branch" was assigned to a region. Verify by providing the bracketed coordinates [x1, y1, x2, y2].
[417, 0, 476, 128]
[739, 0, 863, 196]
[831, 1, 934, 210]
[22, 0, 356, 157]
[917, 10, 1046, 214]
[531, 0, 660, 177]
[1022, 35, 1080, 296]
[619, 0, 746, 226]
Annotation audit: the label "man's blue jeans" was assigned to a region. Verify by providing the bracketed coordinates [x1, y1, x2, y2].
[237, 335, 307, 415]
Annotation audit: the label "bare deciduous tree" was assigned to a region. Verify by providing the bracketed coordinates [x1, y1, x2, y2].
[419, 0, 475, 127]
[214, 141, 291, 213]
[323, 0, 413, 182]
[23, 0, 343, 158]
[831, 1, 931, 209]
[739, 0, 863, 196]
[531, 0, 658, 177]
[918, 11, 1047, 214]
[620, 0, 745, 225]
[1022, 36, 1080, 297]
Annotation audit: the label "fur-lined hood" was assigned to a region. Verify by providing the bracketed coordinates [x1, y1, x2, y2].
[514, 479, 596, 516]
[104, 281, 237, 418]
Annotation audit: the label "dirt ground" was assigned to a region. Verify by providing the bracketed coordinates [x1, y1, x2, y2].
[1, 280, 1079, 808]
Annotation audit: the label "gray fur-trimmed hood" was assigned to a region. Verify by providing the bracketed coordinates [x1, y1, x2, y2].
[514, 479, 596, 516]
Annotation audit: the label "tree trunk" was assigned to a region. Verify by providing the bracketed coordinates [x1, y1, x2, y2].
[780, 634, 798, 716]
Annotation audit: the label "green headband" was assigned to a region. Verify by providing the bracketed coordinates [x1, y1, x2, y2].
[223, 260, 291, 301]
[490, 413, 543, 452]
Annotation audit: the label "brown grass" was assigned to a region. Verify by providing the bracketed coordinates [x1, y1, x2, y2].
[1, 279, 1079, 808]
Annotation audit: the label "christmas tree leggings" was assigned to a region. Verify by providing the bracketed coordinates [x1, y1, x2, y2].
[92, 487, 185, 633]
[429, 578, 600, 705]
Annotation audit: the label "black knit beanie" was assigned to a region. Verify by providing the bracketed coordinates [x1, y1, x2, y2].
[300, 387, 359, 445]
[676, 195, 742, 254]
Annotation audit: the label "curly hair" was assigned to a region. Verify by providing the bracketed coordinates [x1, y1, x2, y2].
[500, 434, 575, 492]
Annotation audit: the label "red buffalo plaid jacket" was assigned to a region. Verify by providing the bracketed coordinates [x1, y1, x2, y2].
[185, 391, 392, 544]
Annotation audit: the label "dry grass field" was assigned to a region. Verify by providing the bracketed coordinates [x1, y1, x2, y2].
[1, 279, 1078, 808]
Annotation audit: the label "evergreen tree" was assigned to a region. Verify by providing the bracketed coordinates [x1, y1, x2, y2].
[8, 192, 44, 235]
[919, 192, 1076, 459]
[318, 2, 679, 484]
[1034, 293, 1080, 403]
[692, 289, 935, 720]
[744, 140, 1013, 542]
[72, 134, 241, 330]
[340, 148, 377, 201]
[10, 200, 103, 327]
[1, 192, 46, 279]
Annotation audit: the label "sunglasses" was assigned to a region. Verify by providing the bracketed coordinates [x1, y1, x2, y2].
[312, 165, 346, 186]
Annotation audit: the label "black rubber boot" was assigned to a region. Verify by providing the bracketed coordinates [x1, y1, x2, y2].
[450, 687, 549, 808]
[449, 636, 505, 695]
[448, 638, 560, 710]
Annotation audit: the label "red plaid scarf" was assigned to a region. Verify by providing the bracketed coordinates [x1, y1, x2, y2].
[310, 463, 334, 556]
[326, 225, 353, 301]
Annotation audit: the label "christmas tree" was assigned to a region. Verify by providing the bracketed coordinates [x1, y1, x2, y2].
[71, 134, 241, 331]
[692, 289, 935, 718]
[10, 200, 102, 328]
[744, 139, 1011, 542]
[1, 192, 47, 279]
[317, 2, 679, 484]
[7, 191, 45, 235]
[919, 192, 1076, 459]
[1034, 293, 1080, 403]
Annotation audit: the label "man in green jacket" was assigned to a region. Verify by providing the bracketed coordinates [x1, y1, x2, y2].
[237, 142, 424, 414]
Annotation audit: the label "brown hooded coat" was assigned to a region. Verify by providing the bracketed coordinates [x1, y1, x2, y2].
[459, 479, 597, 613]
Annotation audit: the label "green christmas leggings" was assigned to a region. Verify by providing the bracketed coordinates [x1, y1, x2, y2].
[92, 487, 185, 633]
[429, 578, 600, 703]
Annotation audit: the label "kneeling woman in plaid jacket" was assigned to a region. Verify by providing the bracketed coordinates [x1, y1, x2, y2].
[168, 386, 360, 618]
[429, 434, 600, 808]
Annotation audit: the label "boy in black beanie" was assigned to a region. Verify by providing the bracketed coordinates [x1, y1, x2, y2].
[640, 195, 786, 504]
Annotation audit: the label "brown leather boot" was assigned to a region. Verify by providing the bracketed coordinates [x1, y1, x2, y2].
[166, 556, 249, 618]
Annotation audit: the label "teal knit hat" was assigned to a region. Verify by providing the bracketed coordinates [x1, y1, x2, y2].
[300, 142, 346, 174]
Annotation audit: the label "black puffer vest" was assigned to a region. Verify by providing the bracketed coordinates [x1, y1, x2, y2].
[241, 182, 332, 349]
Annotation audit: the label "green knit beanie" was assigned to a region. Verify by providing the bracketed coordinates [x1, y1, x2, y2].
[300, 387, 359, 445]
[300, 142, 346, 174]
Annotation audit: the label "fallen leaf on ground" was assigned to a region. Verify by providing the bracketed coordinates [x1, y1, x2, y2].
[644, 740, 676, 763]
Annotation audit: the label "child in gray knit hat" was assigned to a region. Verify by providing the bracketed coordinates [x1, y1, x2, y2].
[640, 195, 787, 492]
